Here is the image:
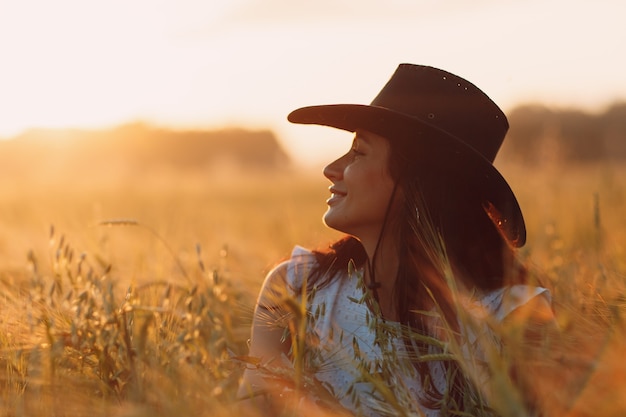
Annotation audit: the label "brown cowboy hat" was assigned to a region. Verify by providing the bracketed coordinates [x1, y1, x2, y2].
[287, 63, 526, 247]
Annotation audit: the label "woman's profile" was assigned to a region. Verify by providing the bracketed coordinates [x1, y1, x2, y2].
[238, 64, 555, 416]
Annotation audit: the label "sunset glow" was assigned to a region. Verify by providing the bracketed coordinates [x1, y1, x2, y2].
[1, 0, 625, 165]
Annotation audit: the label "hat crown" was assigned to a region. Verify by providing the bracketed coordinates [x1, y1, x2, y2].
[370, 64, 508, 162]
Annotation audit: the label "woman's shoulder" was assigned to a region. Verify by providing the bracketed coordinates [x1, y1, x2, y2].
[256, 246, 317, 308]
[263, 246, 319, 293]
[474, 285, 552, 323]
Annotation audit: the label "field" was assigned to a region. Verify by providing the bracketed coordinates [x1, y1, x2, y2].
[0, 160, 625, 416]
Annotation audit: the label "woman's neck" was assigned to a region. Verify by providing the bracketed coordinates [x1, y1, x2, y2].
[362, 237, 400, 320]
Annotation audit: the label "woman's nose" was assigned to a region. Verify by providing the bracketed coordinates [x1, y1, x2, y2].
[323, 155, 345, 181]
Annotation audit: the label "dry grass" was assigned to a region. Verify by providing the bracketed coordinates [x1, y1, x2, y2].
[0, 161, 624, 416]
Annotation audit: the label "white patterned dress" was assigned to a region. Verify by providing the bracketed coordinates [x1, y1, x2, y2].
[281, 246, 551, 417]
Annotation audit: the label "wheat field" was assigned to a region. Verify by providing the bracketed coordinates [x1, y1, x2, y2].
[0, 160, 625, 416]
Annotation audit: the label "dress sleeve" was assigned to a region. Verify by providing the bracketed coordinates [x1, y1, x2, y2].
[283, 246, 318, 296]
[480, 285, 552, 323]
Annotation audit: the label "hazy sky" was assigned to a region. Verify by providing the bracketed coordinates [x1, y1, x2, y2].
[1, 0, 624, 165]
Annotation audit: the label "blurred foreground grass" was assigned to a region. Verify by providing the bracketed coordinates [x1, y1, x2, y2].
[0, 163, 624, 416]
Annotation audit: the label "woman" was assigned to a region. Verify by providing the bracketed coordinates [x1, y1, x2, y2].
[238, 64, 554, 416]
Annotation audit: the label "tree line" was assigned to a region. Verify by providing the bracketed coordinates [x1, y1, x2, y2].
[500, 102, 626, 164]
[0, 123, 291, 184]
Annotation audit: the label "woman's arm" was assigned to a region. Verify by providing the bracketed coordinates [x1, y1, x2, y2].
[237, 261, 293, 413]
[505, 291, 558, 343]
[503, 292, 560, 416]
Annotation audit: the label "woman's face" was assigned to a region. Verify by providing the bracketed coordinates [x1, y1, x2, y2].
[323, 130, 397, 243]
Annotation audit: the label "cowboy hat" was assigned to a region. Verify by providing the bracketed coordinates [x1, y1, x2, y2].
[287, 63, 526, 247]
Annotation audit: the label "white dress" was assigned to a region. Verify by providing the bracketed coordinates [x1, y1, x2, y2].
[282, 246, 551, 417]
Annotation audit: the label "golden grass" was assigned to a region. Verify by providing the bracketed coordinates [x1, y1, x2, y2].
[0, 162, 624, 416]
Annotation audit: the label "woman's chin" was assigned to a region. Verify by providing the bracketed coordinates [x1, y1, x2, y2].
[323, 211, 342, 232]
[324, 213, 354, 237]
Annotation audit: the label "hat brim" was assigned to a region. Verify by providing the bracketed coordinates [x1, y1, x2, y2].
[288, 104, 526, 247]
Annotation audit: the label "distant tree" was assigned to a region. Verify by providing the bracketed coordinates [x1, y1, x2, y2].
[600, 102, 626, 160]
[501, 101, 626, 164]
[558, 109, 603, 162]
[502, 104, 556, 164]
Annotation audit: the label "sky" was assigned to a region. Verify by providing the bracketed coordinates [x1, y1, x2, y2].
[0, 0, 625, 166]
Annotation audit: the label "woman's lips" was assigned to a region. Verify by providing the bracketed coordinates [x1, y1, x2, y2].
[327, 188, 346, 205]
